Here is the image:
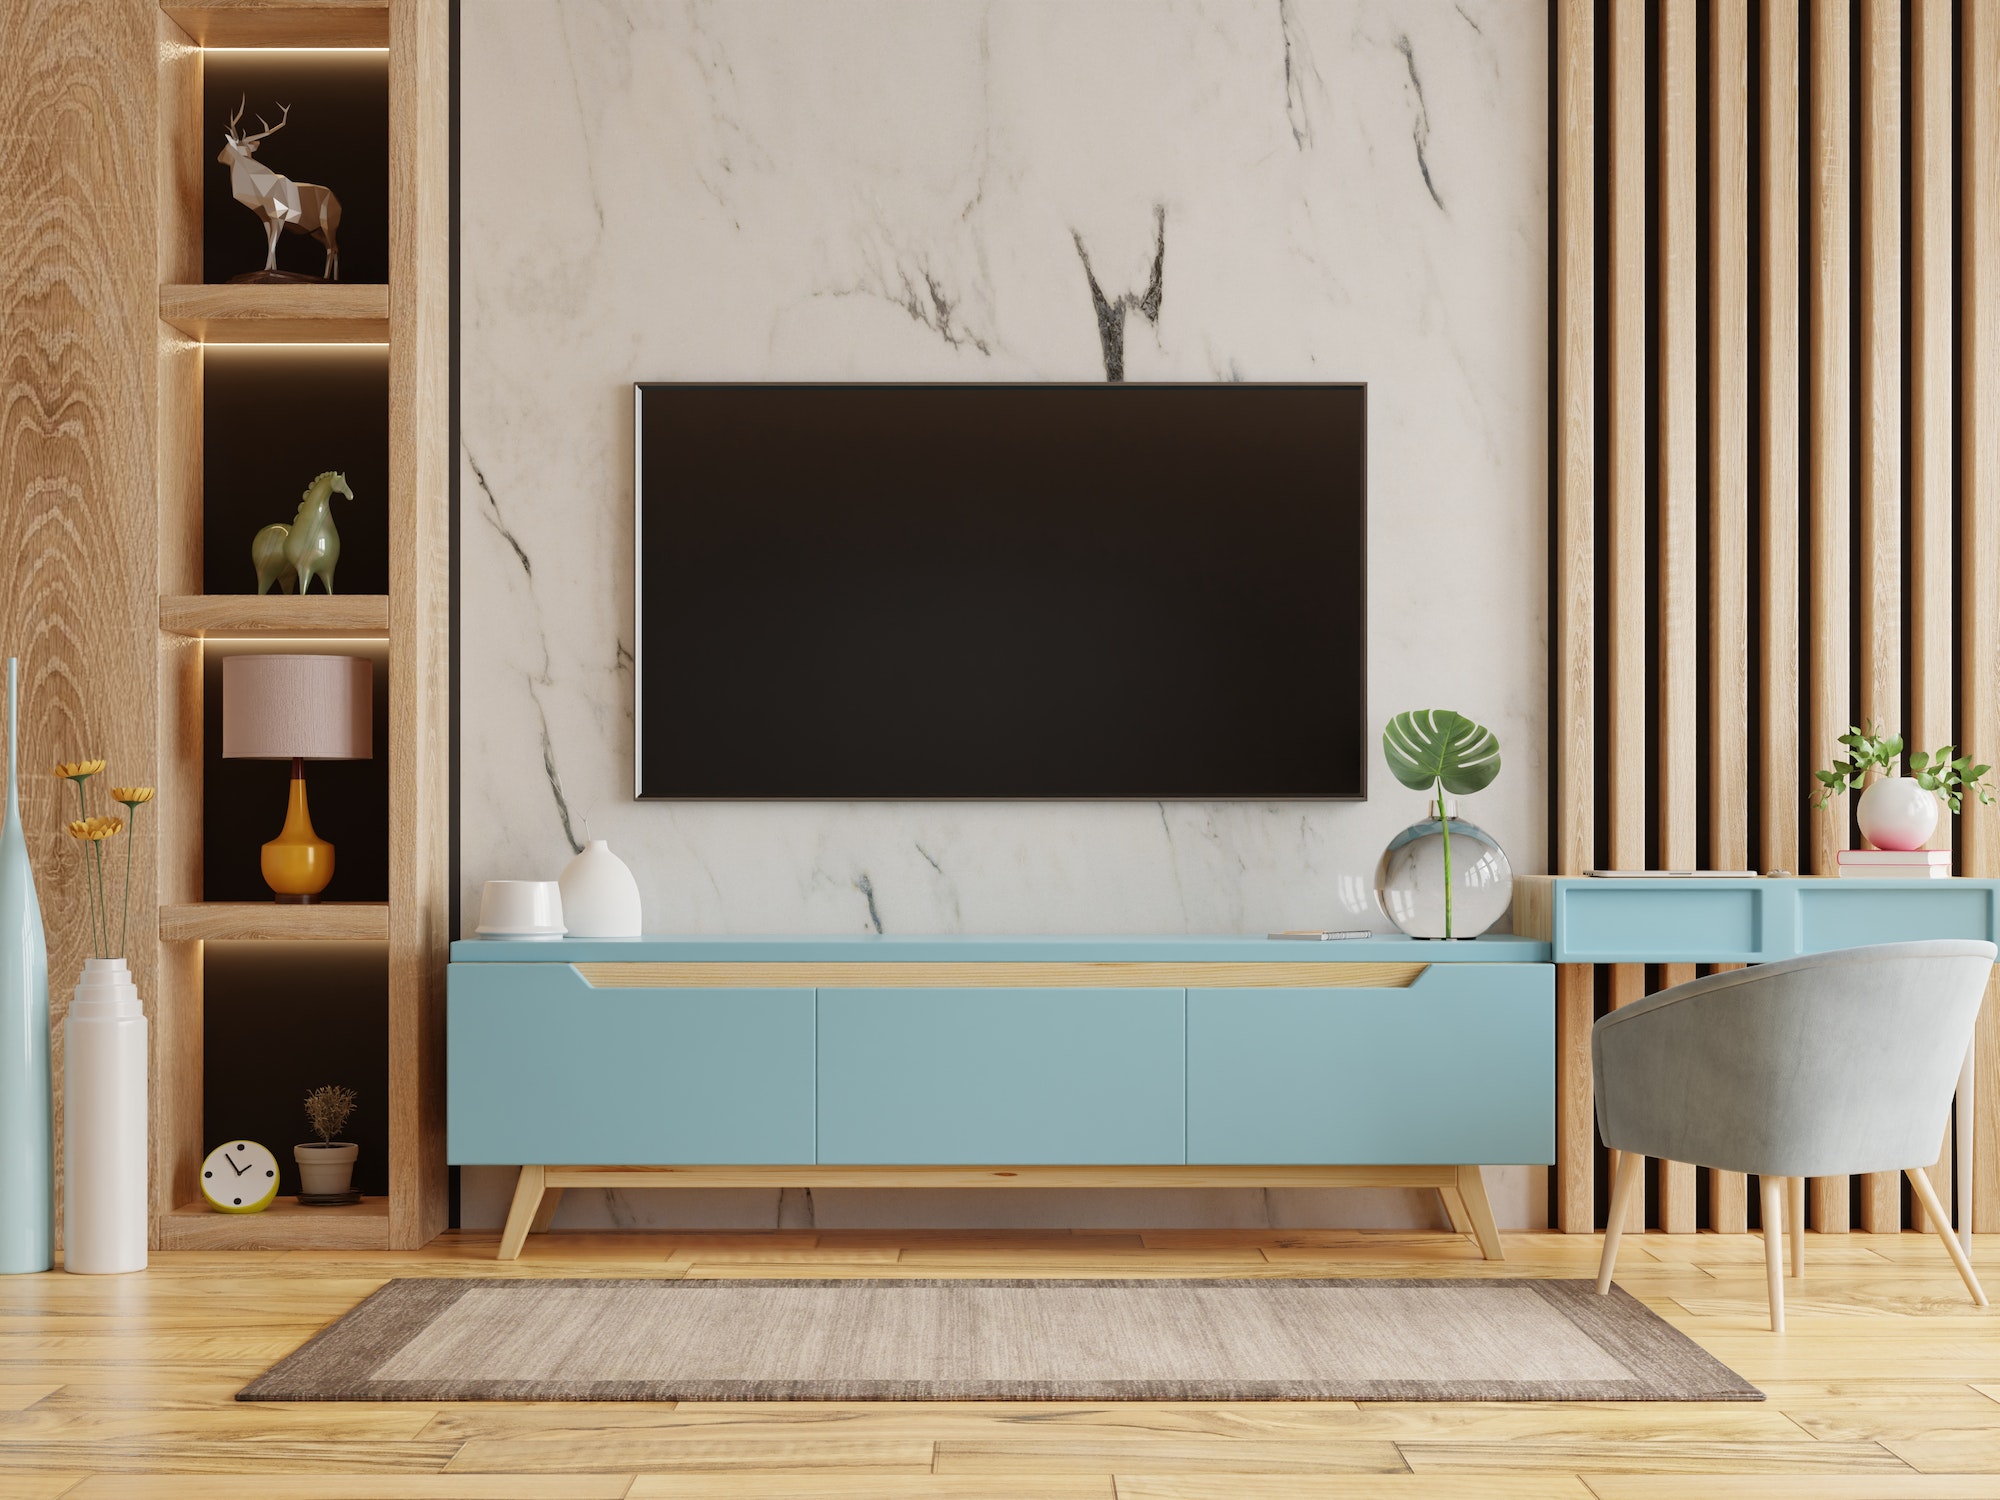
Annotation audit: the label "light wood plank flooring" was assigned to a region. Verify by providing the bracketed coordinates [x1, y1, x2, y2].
[1, 1228, 1998, 1497]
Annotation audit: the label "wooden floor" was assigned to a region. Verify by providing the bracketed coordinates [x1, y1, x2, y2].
[1, 1227, 1999, 1498]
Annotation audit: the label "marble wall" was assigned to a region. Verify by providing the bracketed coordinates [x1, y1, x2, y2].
[458, 0, 1549, 1232]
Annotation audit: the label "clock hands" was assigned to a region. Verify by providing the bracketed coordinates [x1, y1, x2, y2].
[227, 1154, 250, 1176]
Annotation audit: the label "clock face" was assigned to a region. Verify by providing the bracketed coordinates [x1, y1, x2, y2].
[201, 1140, 281, 1213]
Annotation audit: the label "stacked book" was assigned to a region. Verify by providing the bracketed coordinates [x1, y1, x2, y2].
[1837, 848, 1952, 879]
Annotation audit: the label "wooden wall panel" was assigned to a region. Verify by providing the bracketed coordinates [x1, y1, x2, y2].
[1910, 0, 1955, 1233]
[1553, 0, 1595, 1235]
[1606, 0, 1648, 1233]
[1656, 0, 1699, 1236]
[0, 0, 160, 1249]
[1855, 0, 1903, 1234]
[1965, 0, 2000, 1234]
[1708, 0, 1752, 1236]
[1807, 0, 1853, 1234]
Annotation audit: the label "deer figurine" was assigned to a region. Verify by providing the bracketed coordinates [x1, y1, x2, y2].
[217, 98, 342, 280]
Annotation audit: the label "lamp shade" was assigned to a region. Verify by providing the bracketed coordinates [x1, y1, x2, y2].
[222, 655, 372, 760]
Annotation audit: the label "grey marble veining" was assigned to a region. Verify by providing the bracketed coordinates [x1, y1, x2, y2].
[458, 0, 1548, 1231]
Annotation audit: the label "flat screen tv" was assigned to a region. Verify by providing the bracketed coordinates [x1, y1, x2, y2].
[634, 383, 1366, 799]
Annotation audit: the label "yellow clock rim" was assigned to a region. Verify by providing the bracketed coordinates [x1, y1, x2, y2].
[203, 1144, 280, 1214]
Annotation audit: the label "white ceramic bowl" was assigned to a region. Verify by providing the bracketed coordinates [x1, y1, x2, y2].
[477, 880, 566, 938]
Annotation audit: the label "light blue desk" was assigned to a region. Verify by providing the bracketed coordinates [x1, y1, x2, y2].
[448, 933, 1553, 1259]
[1515, 876, 2000, 1244]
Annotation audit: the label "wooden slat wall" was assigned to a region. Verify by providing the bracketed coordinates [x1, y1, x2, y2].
[1554, 0, 2000, 1234]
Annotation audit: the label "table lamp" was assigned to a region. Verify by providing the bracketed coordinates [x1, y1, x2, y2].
[222, 654, 372, 902]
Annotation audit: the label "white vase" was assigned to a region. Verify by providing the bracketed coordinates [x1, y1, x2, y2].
[294, 1142, 357, 1196]
[1856, 775, 1939, 852]
[558, 839, 642, 938]
[63, 957, 147, 1275]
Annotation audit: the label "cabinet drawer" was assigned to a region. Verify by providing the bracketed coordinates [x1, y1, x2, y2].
[1187, 965, 1553, 1164]
[448, 964, 815, 1164]
[816, 988, 1184, 1164]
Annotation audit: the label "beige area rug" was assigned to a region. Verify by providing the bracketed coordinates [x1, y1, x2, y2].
[239, 1277, 1758, 1403]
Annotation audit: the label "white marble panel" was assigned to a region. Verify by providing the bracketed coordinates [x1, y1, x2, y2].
[459, 0, 1548, 1231]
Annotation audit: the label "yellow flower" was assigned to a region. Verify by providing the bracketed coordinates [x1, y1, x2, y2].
[66, 816, 123, 841]
[52, 760, 105, 782]
[110, 787, 155, 806]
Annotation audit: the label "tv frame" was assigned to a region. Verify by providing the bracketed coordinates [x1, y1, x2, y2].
[632, 381, 1368, 801]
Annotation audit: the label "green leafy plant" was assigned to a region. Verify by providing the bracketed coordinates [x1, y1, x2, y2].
[303, 1084, 357, 1145]
[1383, 710, 1502, 939]
[1811, 722, 1995, 813]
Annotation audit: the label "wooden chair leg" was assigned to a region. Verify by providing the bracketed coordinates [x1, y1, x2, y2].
[1438, 1185, 1473, 1236]
[1787, 1175, 1805, 1279]
[1454, 1165, 1504, 1261]
[1908, 1166, 1989, 1308]
[498, 1165, 545, 1261]
[529, 1186, 565, 1235]
[1760, 1174, 1786, 1332]
[1597, 1152, 1644, 1294]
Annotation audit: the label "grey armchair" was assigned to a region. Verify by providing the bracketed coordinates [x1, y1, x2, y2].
[1592, 940, 1992, 1331]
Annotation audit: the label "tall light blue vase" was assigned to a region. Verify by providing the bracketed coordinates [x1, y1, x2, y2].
[0, 658, 53, 1272]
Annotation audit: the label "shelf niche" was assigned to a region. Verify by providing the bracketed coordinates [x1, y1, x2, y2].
[202, 50, 389, 286]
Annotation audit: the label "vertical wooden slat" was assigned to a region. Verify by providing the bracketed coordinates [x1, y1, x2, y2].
[1707, 0, 1752, 1235]
[1554, 0, 1596, 1235]
[1760, 0, 1803, 889]
[1964, 0, 2000, 1235]
[1910, 0, 1955, 1234]
[1808, 0, 1853, 1235]
[1607, 0, 1649, 1232]
[1855, 0, 1903, 1235]
[1656, 0, 1700, 1236]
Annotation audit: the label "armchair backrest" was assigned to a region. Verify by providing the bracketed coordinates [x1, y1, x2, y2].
[1591, 940, 1994, 1180]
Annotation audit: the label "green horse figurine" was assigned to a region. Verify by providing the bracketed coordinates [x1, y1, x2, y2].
[251, 471, 355, 595]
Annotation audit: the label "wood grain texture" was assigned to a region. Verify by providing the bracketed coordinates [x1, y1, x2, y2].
[157, 902, 388, 942]
[387, 0, 454, 1252]
[1855, 0, 1903, 1236]
[572, 961, 1430, 990]
[1965, 0, 2000, 1234]
[157, 1197, 389, 1251]
[158, 283, 390, 344]
[159, 594, 389, 638]
[1759, 0, 1802, 882]
[1808, 0, 1852, 1234]
[1555, 0, 1594, 890]
[161, 1, 388, 48]
[538, 1165, 1470, 1192]
[0, 0, 161, 1253]
[156, 14, 199, 287]
[1556, 964, 1594, 1232]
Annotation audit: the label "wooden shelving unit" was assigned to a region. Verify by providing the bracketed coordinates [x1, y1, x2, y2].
[152, 0, 448, 1253]
[160, 593, 389, 638]
[160, 283, 390, 344]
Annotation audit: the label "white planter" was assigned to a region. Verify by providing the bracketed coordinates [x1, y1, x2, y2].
[1856, 775, 1940, 852]
[295, 1142, 357, 1196]
[558, 839, 643, 938]
[63, 958, 147, 1275]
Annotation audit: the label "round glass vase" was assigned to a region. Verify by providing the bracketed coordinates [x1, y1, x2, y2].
[1374, 797, 1514, 940]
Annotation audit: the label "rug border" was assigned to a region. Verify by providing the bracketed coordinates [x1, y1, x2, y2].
[237, 1276, 1763, 1404]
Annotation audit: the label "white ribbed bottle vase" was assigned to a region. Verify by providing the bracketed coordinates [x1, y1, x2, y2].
[63, 958, 147, 1274]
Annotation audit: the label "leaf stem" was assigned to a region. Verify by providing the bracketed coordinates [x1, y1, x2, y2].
[1438, 780, 1454, 940]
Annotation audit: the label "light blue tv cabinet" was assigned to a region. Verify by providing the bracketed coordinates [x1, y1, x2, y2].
[447, 934, 1554, 1259]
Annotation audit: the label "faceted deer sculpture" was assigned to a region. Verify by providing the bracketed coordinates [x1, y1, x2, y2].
[217, 98, 342, 280]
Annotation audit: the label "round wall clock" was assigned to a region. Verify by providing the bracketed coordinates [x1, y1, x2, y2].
[200, 1140, 280, 1213]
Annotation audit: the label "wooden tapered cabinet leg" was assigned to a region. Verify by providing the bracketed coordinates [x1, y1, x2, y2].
[1454, 1165, 1503, 1261]
[1909, 1166, 1988, 1307]
[1437, 1185, 1473, 1235]
[1597, 1151, 1643, 1293]
[529, 1186, 564, 1235]
[498, 1165, 546, 1261]
[1760, 1175, 1787, 1332]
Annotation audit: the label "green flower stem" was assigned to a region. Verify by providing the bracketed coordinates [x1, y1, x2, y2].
[1437, 783, 1454, 940]
[71, 778, 100, 957]
[89, 839, 106, 960]
[119, 807, 136, 959]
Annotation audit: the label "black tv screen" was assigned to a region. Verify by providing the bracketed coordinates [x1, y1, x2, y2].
[634, 383, 1366, 799]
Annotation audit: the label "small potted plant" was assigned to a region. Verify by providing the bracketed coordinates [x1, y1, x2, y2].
[1812, 723, 1995, 850]
[297, 1085, 358, 1203]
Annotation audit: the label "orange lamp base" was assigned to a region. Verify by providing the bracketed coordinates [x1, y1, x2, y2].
[262, 760, 334, 902]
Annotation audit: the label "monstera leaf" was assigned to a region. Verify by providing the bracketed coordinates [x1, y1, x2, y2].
[1382, 710, 1502, 797]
